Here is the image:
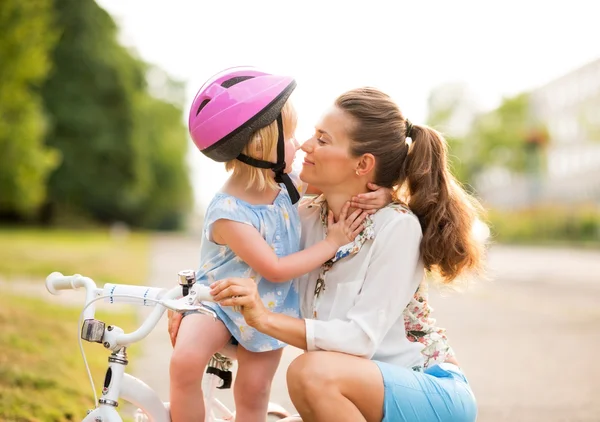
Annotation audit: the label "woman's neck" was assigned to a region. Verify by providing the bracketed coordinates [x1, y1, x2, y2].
[324, 184, 370, 219]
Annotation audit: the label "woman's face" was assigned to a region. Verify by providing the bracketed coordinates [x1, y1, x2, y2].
[299, 106, 358, 189]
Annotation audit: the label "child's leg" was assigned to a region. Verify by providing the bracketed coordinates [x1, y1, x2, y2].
[234, 346, 284, 422]
[169, 313, 231, 422]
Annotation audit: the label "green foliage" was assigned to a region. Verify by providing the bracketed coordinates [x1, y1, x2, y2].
[427, 87, 549, 188]
[0, 0, 60, 216]
[0, 293, 138, 421]
[469, 93, 536, 174]
[39, 0, 192, 229]
[488, 205, 600, 246]
[0, 227, 150, 285]
[425, 83, 477, 187]
[127, 88, 192, 230]
[1, 0, 192, 229]
[41, 0, 145, 222]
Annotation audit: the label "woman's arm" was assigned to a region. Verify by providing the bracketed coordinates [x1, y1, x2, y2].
[303, 215, 423, 357]
[211, 214, 423, 357]
[213, 202, 365, 283]
[168, 278, 308, 348]
[210, 277, 309, 349]
[211, 216, 423, 358]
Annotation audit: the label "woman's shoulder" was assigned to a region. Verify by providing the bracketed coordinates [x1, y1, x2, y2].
[298, 195, 324, 217]
[372, 203, 422, 236]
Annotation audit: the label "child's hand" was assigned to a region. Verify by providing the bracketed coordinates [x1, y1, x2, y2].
[326, 202, 367, 248]
[350, 182, 393, 214]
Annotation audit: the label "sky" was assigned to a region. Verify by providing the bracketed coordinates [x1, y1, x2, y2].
[96, 0, 600, 209]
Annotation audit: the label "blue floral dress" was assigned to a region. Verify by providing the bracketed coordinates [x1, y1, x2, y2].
[196, 183, 302, 352]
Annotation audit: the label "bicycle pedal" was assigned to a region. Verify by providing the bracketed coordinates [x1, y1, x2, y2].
[206, 366, 233, 389]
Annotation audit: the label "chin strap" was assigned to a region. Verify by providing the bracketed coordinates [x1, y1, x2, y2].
[236, 115, 301, 204]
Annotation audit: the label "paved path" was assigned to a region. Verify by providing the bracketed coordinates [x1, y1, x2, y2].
[132, 239, 600, 421]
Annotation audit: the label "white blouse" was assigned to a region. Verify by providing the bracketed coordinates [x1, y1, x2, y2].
[297, 198, 427, 370]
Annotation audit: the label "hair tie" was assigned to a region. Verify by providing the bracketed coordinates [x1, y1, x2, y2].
[405, 119, 413, 139]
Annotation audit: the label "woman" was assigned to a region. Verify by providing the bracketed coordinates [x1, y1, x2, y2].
[171, 87, 484, 422]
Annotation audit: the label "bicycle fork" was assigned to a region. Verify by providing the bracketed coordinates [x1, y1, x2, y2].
[83, 346, 170, 422]
[81, 348, 129, 422]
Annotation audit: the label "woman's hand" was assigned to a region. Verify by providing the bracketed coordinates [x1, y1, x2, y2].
[350, 182, 394, 214]
[210, 277, 269, 329]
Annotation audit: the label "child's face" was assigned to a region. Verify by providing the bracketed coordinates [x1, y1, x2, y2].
[284, 137, 300, 173]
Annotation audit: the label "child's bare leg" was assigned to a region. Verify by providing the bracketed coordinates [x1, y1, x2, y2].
[234, 346, 283, 422]
[169, 313, 230, 422]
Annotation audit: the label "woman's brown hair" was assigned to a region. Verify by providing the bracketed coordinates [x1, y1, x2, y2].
[335, 88, 485, 283]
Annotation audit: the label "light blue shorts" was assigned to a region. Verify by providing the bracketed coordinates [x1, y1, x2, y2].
[375, 361, 477, 422]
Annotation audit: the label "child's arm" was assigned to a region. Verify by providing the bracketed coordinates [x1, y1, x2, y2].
[213, 202, 365, 283]
[350, 182, 394, 214]
[306, 182, 393, 213]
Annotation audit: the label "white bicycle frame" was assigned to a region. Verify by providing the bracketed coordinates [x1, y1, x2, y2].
[45, 271, 291, 422]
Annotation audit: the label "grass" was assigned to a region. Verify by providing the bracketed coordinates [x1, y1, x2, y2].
[0, 293, 139, 422]
[487, 205, 600, 248]
[0, 227, 153, 421]
[0, 227, 150, 285]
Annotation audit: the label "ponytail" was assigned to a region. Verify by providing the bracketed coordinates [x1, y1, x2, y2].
[335, 87, 485, 283]
[405, 125, 485, 283]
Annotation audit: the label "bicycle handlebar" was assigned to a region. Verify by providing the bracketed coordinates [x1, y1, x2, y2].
[46, 272, 96, 294]
[45, 272, 216, 349]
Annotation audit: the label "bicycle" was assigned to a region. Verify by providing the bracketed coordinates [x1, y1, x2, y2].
[45, 270, 293, 422]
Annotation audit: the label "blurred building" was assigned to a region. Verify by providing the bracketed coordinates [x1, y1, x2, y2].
[477, 57, 600, 209]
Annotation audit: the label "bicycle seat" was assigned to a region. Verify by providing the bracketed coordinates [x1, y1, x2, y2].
[217, 342, 238, 361]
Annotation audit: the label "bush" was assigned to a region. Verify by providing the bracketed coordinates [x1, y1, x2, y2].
[487, 205, 600, 246]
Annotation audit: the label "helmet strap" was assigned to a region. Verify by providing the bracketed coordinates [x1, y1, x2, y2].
[236, 115, 301, 204]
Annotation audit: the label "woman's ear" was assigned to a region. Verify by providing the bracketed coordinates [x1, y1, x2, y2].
[355, 153, 376, 176]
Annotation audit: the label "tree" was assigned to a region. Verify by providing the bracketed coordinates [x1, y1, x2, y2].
[0, 0, 59, 218]
[41, 0, 192, 229]
[425, 83, 480, 185]
[469, 93, 547, 174]
[128, 88, 192, 230]
[41, 0, 145, 222]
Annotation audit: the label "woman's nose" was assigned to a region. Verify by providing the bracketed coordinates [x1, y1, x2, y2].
[300, 138, 314, 153]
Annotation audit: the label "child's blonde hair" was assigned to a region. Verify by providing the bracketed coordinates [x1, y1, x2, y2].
[225, 100, 297, 191]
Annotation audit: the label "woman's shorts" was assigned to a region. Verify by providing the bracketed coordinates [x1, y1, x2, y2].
[374, 361, 477, 422]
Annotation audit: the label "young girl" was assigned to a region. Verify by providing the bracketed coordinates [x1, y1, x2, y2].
[169, 67, 388, 422]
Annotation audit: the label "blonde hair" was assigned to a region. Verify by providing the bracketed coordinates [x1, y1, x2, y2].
[225, 100, 297, 191]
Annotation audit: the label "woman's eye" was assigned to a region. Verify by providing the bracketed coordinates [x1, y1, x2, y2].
[317, 137, 326, 145]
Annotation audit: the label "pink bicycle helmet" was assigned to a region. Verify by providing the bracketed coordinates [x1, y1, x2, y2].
[189, 66, 299, 203]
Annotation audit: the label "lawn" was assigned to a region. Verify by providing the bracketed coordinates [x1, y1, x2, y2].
[0, 227, 152, 421]
[0, 228, 150, 285]
[0, 293, 139, 421]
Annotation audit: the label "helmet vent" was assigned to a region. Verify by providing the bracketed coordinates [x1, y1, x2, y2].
[221, 76, 255, 88]
[196, 99, 210, 116]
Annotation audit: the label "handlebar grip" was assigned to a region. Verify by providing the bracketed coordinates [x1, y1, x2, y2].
[45, 272, 74, 294]
[193, 284, 215, 302]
